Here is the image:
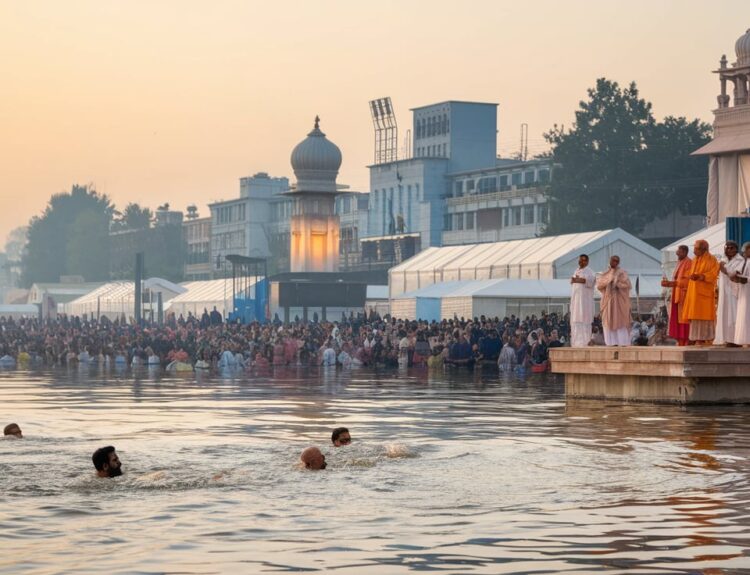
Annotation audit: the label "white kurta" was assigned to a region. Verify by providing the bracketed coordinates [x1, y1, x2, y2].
[734, 260, 750, 345]
[715, 254, 744, 344]
[570, 266, 595, 347]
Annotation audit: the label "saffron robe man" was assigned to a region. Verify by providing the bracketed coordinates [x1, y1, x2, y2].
[661, 245, 691, 346]
[715, 241, 744, 345]
[570, 254, 596, 347]
[682, 239, 720, 345]
[596, 255, 632, 346]
[733, 243, 750, 345]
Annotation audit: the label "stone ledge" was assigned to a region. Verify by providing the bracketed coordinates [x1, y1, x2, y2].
[550, 346, 750, 378]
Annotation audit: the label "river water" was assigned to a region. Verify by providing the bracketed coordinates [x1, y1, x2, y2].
[1, 366, 749, 574]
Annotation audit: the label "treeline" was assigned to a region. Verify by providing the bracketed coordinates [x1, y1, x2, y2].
[543, 78, 712, 235]
[20, 185, 184, 287]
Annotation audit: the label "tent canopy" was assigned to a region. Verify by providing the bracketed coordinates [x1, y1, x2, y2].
[389, 228, 662, 298]
[394, 277, 662, 302]
[662, 222, 726, 273]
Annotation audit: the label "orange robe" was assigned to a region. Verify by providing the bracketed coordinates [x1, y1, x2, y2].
[681, 253, 719, 323]
[671, 256, 692, 318]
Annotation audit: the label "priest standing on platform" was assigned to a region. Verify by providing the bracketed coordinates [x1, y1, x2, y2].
[569, 254, 595, 347]
[661, 245, 691, 346]
[732, 242, 750, 346]
[715, 241, 743, 346]
[682, 239, 720, 345]
[596, 255, 632, 346]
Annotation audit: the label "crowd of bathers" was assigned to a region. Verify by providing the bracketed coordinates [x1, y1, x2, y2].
[3, 423, 349, 474]
[0, 310, 576, 371]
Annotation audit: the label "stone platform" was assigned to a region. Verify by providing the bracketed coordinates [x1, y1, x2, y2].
[549, 346, 750, 404]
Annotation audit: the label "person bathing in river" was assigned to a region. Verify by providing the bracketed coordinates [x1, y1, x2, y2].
[3, 423, 22, 438]
[331, 427, 351, 447]
[92, 445, 123, 478]
[299, 446, 327, 470]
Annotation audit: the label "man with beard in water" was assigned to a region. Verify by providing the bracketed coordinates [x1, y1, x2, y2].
[331, 427, 351, 447]
[92, 445, 123, 478]
[300, 446, 327, 470]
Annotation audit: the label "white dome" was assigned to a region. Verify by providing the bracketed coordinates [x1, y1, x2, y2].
[736, 28, 750, 67]
[290, 117, 342, 193]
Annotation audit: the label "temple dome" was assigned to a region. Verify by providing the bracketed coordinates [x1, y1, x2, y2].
[736, 28, 750, 67]
[290, 117, 342, 193]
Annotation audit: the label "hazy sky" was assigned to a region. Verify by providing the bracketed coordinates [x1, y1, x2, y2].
[1, 0, 748, 244]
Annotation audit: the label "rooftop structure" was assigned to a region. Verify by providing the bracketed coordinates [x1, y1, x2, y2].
[693, 26, 750, 224]
[287, 117, 343, 273]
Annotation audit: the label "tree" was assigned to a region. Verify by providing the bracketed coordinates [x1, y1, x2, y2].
[543, 78, 712, 235]
[114, 203, 153, 231]
[21, 184, 113, 286]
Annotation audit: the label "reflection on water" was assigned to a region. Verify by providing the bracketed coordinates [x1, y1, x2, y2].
[1, 366, 749, 574]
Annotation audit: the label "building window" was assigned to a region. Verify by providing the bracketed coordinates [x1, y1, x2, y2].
[538, 204, 548, 224]
[477, 177, 497, 195]
[513, 207, 522, 226]
[454, 181, 463, 196]
[466, 180, 475, 194]
[455, 214, 464, 230]
[499, 175, 509, 190]
[443, 213, 452, 231]
[524, 205, 535, 224]
[524, 171, 535, 185]
[502, 208, 509, 227]
[442, 143, 446, 157]
[538, 169, 550, 183]
[511, 173, 522, 186]
[466, 213, 475, 230]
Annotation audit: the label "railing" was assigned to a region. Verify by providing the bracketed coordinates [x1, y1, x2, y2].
[446, 186, 548, 206]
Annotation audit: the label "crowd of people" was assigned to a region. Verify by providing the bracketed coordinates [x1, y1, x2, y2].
[568, 241, 750, 348]
[1, 239, 743, 374]
[0, 309, 577, 372]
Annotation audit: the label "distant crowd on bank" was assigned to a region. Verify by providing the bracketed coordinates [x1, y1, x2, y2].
[0, 306, 622, 371]
[8, 236, 748, 374]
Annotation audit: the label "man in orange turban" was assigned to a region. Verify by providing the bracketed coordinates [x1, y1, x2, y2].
[681, 239, 720, 345]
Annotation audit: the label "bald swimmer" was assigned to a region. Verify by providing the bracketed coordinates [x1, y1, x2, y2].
[3, 423, 22, 438]
[300, 446, 326, 470]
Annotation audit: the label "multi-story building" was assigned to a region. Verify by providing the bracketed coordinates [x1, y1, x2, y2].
[209, 172, 289, 275]
[442, 158, 551, 245]
[364, 100, 552, 267]
[183, 216, 212, 280]
[367, 101, 499, 249]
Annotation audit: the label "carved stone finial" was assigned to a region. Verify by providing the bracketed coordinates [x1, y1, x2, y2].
[720, 54, 728, 69]
[314, 115, 320, 130]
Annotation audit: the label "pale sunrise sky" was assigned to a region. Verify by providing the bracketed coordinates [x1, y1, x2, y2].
[1, 0, 748, 243]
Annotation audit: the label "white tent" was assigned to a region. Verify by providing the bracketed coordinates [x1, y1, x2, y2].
[167, 278, 259, 319]
[661, 222, 726, 277]
[389, 228, 662, 299]
[0, 304, 39, 318]
[66, 278, 186, 320]
[391, 277, 664, 321]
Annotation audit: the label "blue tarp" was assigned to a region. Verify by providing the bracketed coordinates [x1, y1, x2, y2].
[415, 297, 441, 322]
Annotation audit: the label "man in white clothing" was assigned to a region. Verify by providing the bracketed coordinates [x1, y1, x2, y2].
[569, 254, 596, 347]
[716, 241, 744, 346]
[732, 242, 750, 345]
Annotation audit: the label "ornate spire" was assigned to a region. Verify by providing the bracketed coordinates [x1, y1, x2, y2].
[314, 115, 320, 130]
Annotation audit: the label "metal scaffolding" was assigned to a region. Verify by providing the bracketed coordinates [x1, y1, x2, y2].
[369, 97, 398, 164]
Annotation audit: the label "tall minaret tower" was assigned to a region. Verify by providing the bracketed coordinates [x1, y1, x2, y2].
[287, 117, 343, 273]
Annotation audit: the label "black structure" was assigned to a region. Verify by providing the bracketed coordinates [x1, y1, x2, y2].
[269, 271, 385, 323]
